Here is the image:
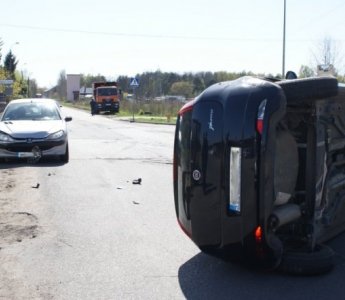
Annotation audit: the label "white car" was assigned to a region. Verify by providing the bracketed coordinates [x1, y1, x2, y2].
[0, 98, 72, 163]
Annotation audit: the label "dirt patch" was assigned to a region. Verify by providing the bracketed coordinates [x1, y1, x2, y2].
[0, 167, 45, 298]
[0, 167, 42, 248]
[0, 212, 39, 246]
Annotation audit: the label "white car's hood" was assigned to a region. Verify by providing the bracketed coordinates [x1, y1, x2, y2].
[0, 120, 65, 139]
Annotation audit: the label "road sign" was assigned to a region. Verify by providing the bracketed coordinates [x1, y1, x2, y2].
[130, 78, 139, 87]
[0, 80, 14, 85]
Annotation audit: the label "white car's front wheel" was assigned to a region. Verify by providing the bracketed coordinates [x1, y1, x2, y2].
[60, 143, 69, 163]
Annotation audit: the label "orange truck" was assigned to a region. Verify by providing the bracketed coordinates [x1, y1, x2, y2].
[91, 81, 120, 114]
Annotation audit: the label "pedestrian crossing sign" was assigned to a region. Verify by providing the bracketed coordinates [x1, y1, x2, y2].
[130, 78, 139, 87]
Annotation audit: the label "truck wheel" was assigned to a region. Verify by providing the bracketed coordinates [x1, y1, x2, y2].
[278, 244, 334, 275]
[277, 77, 338, 104]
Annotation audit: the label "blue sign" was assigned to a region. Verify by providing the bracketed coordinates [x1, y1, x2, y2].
[130, 78, 139, 87]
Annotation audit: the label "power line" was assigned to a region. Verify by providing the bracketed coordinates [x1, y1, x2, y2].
[0, 23, 334, 43]
[296, 1, 345, 33]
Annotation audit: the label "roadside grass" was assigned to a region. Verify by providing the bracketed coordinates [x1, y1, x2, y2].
[61, 99, 180, 125]
[127, 115, 177, 125]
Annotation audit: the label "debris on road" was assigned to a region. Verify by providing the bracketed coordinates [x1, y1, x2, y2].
[132, 201, 140, 205]
[132, 178, 142, 185]
[31, 183, 40, 189]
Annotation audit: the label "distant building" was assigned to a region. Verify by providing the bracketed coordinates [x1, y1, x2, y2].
[317, 64, 336, 77]
[67, 74, 81, 101]
[43, 86, 57, 98]
[154, 95, 186, 102]
[79, 86, 93, 100]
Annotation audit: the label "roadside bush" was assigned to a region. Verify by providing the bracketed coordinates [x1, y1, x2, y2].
[120, 99, 183, 117]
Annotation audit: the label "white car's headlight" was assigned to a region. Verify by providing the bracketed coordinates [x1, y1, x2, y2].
[46, 130, 65, 140]
[0, 132, 14, 142]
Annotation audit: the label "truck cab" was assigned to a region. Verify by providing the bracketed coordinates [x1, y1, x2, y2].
[92, 82, 120, 114]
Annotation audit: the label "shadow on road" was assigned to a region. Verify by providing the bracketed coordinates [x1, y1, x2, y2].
[178, 233, 345, 300]
[0, 158, 66, 169]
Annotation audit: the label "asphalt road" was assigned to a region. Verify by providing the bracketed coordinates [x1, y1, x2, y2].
[1, 107, 345, 299]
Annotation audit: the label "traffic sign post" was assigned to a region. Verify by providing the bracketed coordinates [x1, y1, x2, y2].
[0, 79, 14, 100]
[130, 78, 140, 122]
[130, 77, 139, 87]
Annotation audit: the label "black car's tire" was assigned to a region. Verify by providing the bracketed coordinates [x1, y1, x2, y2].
[277, 77, 338, 104]
[278, 244, 335, 275]
[60, 144, 69, 163]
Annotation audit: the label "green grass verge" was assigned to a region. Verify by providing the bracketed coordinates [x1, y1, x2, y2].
[129, 116, 177, 125]
[61, 101, 177, 125]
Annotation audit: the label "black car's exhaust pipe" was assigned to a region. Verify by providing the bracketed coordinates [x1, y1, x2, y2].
[269, 204, 302, 230]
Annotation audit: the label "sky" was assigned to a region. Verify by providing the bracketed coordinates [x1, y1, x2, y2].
[1, 0, 345, 88]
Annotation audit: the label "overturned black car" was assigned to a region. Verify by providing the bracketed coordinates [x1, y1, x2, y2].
[173, 76, 345, 274]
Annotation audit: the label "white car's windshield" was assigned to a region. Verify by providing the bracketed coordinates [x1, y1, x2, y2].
[2, 102, 61, 121]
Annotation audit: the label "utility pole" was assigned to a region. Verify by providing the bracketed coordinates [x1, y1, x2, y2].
[282, 0, 286, 78]
[132, 87, 135, 122]
[27, 77, 30, 98]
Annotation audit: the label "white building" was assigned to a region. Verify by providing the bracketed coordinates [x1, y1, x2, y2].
[67, 74, 81, 101]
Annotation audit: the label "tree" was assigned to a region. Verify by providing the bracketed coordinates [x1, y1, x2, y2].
[81, 74, 106, 87]
[170, 81, 193, 98]
[193, 76, 205, 95]
[117, 75, 130, 93]
[203, 72, 216, 87]
[56, 70, 67, 100]
[0, 67, 26, 99]
[4, 50, 18, 79]
[299, 65, 315, 78]
[0, 38, 3, 64]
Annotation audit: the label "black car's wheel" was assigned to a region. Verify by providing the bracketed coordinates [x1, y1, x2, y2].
[278, 244, 335, 275]
[60, 144, 69, 163]
[277, 77, 338, 104]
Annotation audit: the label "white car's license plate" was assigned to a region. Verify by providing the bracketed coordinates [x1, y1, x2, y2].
[17, 152, 33, 158]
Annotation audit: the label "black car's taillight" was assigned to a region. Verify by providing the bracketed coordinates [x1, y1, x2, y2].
[173, 100, 195, 236]
[256, 99, 267, 135]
